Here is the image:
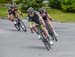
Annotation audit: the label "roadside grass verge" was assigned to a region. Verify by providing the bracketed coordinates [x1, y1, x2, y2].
[46, 8, 75, 23]
[0, 7, 75, 23]
[0, 6, 7, 17]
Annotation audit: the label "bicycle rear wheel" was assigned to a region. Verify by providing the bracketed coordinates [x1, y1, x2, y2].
[46, 23, 58, 42]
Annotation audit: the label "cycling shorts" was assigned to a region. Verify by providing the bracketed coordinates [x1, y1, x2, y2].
[28, 21, 44, 29]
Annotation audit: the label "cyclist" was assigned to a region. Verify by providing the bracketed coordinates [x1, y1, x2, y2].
[8, 5, 22, 25]
[27, 7, 53, 45]
[39, 8, 58, 37]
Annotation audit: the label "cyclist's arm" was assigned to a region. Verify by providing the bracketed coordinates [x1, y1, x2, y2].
[37, 12, 45, 26]
[46, 13, 54, 29]
[46, 13, 53, 21]
[17, 10, 23, 16]
[14, 10, 22, 18]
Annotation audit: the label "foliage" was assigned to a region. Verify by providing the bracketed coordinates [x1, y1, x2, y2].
[0, 0, 10, 4]
[15, 0, 44, 13]
[49, 0, 75, 12]
[61, 0, 75, 12]
[46, 8, 75, 22]
[49, 0, 61, 9]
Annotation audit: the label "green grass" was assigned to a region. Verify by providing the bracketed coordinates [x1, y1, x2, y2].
[22, 13, 27, 19]
[46, 8, 75, 23]
[0, 7, 75, 22]
[0, 6, 7, 17]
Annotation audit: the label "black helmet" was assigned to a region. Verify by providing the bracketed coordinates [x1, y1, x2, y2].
[10, 5, 17, 9]
[10, 5, 15, 9]
[27, 7, 34, 13]
[39, 8, 45, 14]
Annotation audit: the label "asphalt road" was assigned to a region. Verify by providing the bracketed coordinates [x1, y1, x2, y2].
[0, 19, 75, 57]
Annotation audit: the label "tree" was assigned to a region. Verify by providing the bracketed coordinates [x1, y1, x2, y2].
[15, 0, 44, 12]
[49, 0, 61, 9]
[48, 0, 75, 12]
[61, 0, 75, 12]
[0, 0, 11, 4]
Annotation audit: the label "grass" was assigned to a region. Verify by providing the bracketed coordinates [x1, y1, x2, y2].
[0, 7, 75, 22]
[46, 8, 75, 23]
[0, 6, 7, 17]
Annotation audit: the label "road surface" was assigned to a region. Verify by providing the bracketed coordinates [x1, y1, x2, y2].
[0, 19, 75, 57]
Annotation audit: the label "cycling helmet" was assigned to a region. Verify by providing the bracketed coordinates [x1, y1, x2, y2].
[27, 7, 34, 13]
[39, 8, 45, 14]
[14, 5, 18, 10]
[10, 5, 17, 8]
[10, 5, 15, 9]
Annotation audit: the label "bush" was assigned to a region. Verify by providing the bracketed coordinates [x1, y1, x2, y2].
[49, 0, 61, 9]
[16, 0, 44, 13]
[49, 0, 75, 12]
[0, 0, 10, 4]
[61, 0, 75, 12]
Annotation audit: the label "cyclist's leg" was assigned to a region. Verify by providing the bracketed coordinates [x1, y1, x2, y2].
[28, 21, 41, 39]
[28, 21, 34, 33]
[8, 14, 14, 22]
[32, 22, 39, 34]
[46, 20, 58, 37]
[8, 14, 17, 25]
[28, 21, 38, 33]
[40, 24, 54, 45]
[40, 24, 49, 38]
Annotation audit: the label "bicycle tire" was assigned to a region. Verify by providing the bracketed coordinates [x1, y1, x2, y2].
[43, 41, 51, 51]
[46, 23, 58, 42]
[14, 22, 20, 31]
[40, 31, 51, 51]
[19, 20, 27, 32]
[37, 25, 51, 51]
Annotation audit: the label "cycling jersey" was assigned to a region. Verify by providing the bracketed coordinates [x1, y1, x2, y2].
[8, 8, 18, 17]
[40, 12, 48, 20]
[28, 11, 41, 25]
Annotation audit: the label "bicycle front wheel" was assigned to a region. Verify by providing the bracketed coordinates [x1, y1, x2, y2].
[14, 23, 20, 31]
[44, 41, 51, 51]
[19, 20, 27, 32]
[41, 32, 51, 51]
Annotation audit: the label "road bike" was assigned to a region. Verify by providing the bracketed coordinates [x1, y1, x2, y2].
[14, 17, 27, 32]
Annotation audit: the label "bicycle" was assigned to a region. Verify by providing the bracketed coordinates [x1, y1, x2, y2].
[45, 21, 58, 42]
[14, 17, 27, 32]
[36, 24, 52, 51]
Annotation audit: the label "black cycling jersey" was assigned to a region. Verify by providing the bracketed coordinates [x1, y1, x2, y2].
[42, 15, 47, 20]
[40, 12, 48, 20]
[28, 11, 41, 24]
[8, 8, 17, 17]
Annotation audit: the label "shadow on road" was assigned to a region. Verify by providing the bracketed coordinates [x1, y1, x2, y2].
[27, 46, 45, 50]
[8, 29, 26, 32]
[9, 29, 18, 32]
[23, 46, 46, 50]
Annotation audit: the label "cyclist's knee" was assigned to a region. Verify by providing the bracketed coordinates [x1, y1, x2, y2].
[42, 27, 48, 33]
[31, 25, 36, 29]
[8, 15, 14, 21]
